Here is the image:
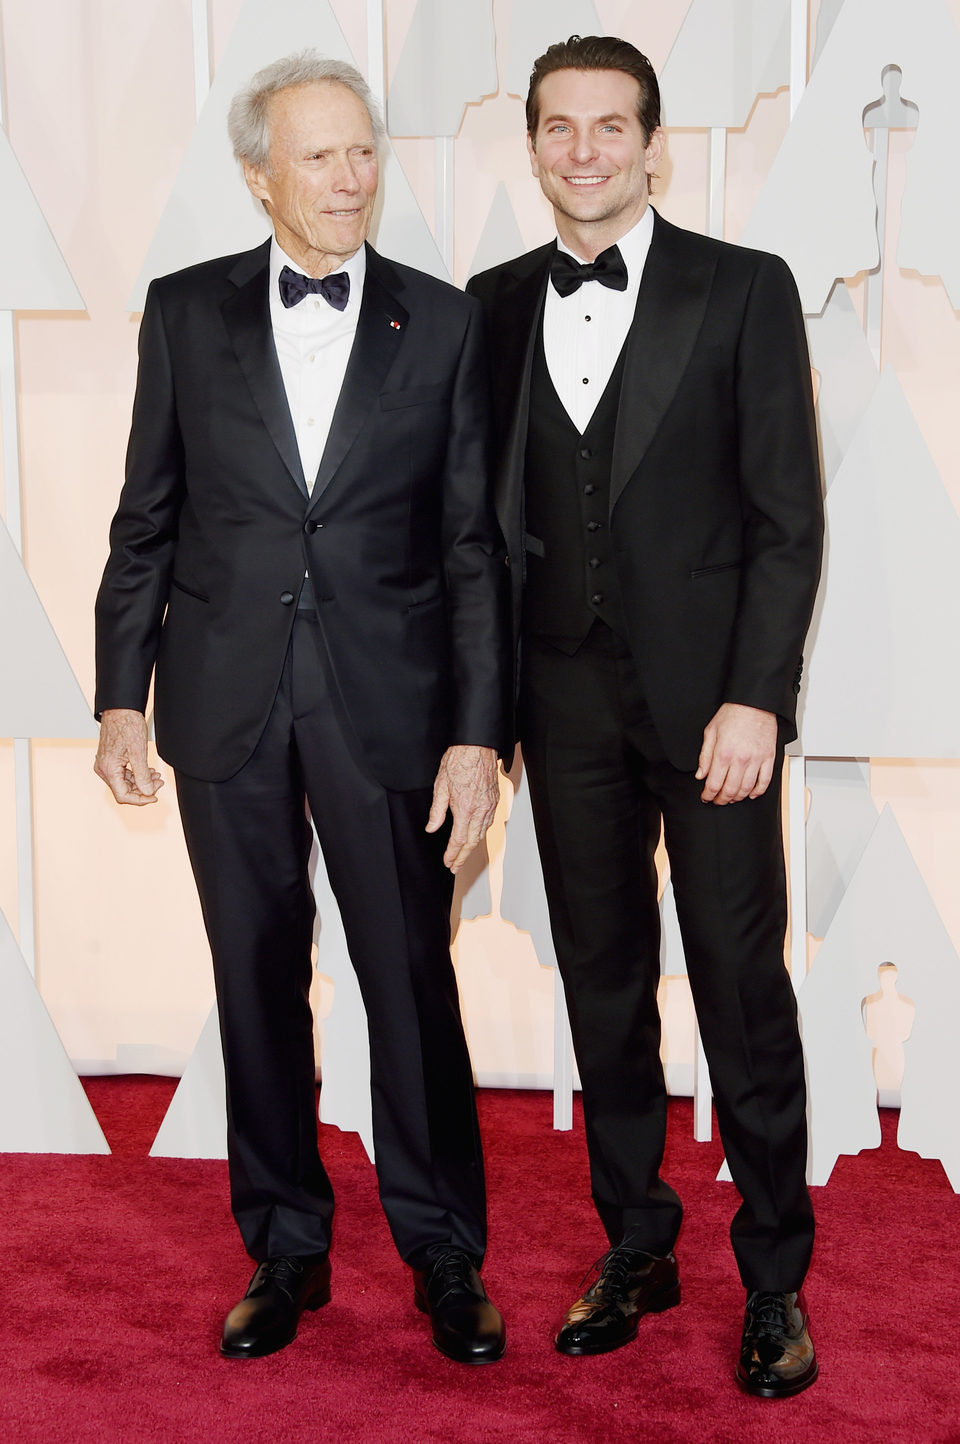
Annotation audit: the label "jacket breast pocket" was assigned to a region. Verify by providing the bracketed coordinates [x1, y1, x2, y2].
[406, 587, 443, 613]
[170, 577, 210, 603]
[689, 560, 741, 580]
[379, 383, 449, 411]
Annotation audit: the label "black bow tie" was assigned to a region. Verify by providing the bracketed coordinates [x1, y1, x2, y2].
[279, 265, 350, 311]
[550, 245, 628, 297]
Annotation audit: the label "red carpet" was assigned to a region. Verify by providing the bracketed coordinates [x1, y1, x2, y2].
[2, 1081, 959, 1443]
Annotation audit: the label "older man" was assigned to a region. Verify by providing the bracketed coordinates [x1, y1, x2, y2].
[468, 36, 823, 1396]
[94, 52, 508, 1364]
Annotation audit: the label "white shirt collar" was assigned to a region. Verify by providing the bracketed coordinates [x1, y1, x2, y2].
[555, 203, 655, 278]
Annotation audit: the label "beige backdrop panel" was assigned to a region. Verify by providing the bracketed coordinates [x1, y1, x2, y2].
[1, 0, 958, 1124]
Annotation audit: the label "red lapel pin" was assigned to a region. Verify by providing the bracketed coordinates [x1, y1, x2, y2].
[389, 319, 401, 330]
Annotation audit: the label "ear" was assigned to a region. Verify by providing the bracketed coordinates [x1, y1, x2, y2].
[644, 126, 665, 176]
[526, 131, 541, 179]
[242, 158, 272, 206]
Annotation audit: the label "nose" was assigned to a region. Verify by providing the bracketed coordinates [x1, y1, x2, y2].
[331, 154, 361, 193]
[568, 127, 598, 166]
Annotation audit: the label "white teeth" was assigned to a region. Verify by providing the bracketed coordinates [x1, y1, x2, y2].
[566, 177, 606, 186]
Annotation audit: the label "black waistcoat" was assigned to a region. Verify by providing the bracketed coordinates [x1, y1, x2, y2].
[522, 324, 629, 650]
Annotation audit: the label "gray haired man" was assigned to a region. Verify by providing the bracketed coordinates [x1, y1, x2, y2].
[94, 52, 509, 1363]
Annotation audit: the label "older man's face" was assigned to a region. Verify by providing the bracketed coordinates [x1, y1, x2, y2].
[244, 81, 379, 276]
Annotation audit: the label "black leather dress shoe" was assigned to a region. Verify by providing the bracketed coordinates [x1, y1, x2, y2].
[220, 1253, 331, 1359]
[413, 1248, 506, 1363]
[736, 1290, 818, 1397]
[554, 1246, 680, 1356]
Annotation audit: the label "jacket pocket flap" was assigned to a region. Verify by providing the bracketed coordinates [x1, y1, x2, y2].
[379, 383, 448, 411]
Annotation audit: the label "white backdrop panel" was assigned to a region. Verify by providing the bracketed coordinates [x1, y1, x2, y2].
[467, 182, 526, 280]
[805, 759, 877, 940]
[149, 1005, 226, 1159]
[387, 0, 497, 137]
[503, 0, 603, 98]
[805, 283, 878, 488]
[799, 806, 960, 1188]
[0, 129, 84, 310]
[801, 368, 960, 758]
[659, 0, 788, 128]
[0, 515, 98, 738]
[741, 0, 960, 313]
[0, 905, 108, 1153]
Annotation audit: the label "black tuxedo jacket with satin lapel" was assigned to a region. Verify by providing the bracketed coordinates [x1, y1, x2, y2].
[467, 210, 824, 771]
[95, 240, 510, 789]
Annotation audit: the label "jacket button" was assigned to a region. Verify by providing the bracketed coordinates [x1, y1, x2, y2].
[504, 554, 511, 568]
[305, 520, 323, 534]
[587, 521, 601, 532]
[280, 591, 295, 605]
[588, 557, 601, 569]
[583, 483, 596, 496]
[591, 592, 604, 605]
[579, 447, 592, 460]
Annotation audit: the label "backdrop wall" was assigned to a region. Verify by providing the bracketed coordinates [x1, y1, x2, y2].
[2, 0, 959, 1148]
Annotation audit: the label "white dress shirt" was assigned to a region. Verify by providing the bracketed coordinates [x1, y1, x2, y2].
[542, 205, 654, 434]
[268, 239, 366, 492]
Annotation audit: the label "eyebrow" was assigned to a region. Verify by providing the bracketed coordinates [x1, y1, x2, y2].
[541, 111, 631, 126]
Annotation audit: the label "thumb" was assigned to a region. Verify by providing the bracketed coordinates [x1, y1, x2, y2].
[129, 740, 157, 796]
[425, 780, 449, 834]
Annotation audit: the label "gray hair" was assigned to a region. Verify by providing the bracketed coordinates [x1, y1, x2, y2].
[227, 50, 385, 171]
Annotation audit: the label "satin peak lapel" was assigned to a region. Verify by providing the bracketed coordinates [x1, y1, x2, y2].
[611, 219, 718, 511]
[488, 246, 552, 537]
[309, 260, 408, 506]
[222, 244, 307, 498]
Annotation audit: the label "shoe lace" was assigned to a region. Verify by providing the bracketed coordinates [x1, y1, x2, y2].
[260, 1256, 305, 1299]
[748, 1291, 790, 1340]
[427, 1248, 475, 1303]
[585, 1245, 647, 1299]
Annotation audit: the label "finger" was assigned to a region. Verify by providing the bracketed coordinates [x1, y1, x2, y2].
[129, 753, 158, 797]
[446, 845, 471, 873]
[748, 755, 775, 799]
[715, 761, 749, 805]
[425, 783, 449, 834]
[700, 756, 727, 802]
[695, 731, 715, 781]
[112, 772, 157, 806]
[443, 823, 470, 870]
[96, 756, 132, 805]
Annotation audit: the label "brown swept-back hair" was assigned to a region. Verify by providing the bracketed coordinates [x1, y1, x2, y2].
[525, 35, 661, 144]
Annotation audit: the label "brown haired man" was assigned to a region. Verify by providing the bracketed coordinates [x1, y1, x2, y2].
[468, 36, 823, 1397]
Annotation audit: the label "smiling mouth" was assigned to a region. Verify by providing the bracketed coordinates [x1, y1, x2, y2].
[564, 176, 609, 186]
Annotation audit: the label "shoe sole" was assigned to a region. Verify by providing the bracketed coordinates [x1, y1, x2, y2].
[554, 1281, 682, 1356]
[219, 1286, 331, 1359]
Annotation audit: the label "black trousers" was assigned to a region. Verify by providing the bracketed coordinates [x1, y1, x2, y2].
[519, 626, 814, 1292]
[175, 614, 486, 1269]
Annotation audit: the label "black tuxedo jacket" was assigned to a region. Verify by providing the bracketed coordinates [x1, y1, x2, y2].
[96, 241, 509, 789]
[467, 211, 824, 771]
